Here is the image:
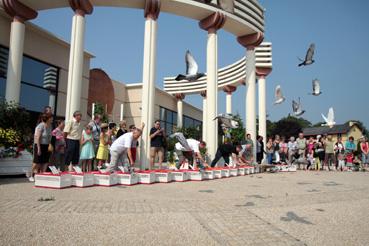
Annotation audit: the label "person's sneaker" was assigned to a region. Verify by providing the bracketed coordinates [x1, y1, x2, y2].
[28, 176, 35, 182]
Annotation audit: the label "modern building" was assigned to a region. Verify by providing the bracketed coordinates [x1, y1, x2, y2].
[303, 121, 364, 145]
[0, 9, 202, 134]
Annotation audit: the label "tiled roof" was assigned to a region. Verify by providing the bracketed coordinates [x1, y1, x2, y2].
[303, 122, 352, 136]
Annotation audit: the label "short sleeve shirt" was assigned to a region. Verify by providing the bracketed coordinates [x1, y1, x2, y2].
[64, 119, 83, 140]
[34, 123, 51, 145]
[150, 127, 164, 147]
[175, 138, 200, 153]
[110, 132, 133, 154]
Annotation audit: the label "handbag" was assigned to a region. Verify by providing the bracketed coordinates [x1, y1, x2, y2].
[48, 143, 54, 152]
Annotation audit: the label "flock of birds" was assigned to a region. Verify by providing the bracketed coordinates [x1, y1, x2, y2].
[173, 44, 336, 132]
[274, 43, 336, 128]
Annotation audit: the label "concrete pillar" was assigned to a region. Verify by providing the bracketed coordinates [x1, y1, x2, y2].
[2, 0, 37, 103]
[48, 93, 56, 110]
[140, 0, 160, 170]
[256, 67, 272, 162]
[200, 91, 207, 141]
[237, 33, 264, 159]
[199, 12, 226, 159]
[175, 93, 185, 128]
[65, 1, 93, 121]
[223, 85, 236, 115]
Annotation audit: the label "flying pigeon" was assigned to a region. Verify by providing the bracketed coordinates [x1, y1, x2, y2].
[298, 43, 315, 66]
[309, 79, 322, 96]
[292, 98, 305, 116]
[169, 132, 191, 151]
[321, 107, 336, 128]
[213, 113, 239, 129]
[217, 0, 234, 13]
[175, 50, 205, 81]
[274, 85, 286, 105]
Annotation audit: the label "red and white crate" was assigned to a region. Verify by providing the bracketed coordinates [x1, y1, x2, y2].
[92, 171, 118, 186]
[187, 170, 203, 181]
[154, 170, 172, 183]
[245, 166, 254, 174]
[221, 168, 230, 178]
[35, 172, 72, 189]
[203, 169, 214, 180]
[69, 172, 94, 188]
[211, 168, 224, 179]
[228, 167, 238, 177]
[237, 166, 246, 176]
[116, 171, 138, 186]
[137, 170, 156, 184]
[171, 170, 189, 182]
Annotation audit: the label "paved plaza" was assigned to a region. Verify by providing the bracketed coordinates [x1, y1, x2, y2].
[0, 171, 369, 246]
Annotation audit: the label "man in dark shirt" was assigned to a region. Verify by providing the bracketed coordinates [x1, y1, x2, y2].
[149, 120, 166, 169]
[210, 143, 242, 167]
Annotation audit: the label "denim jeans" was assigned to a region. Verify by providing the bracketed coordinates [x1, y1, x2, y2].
[362, 153, 369, 164]
[267, 153, 273, 164]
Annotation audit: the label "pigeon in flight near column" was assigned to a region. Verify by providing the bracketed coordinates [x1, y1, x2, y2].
[309, 79, 322, 96]
[321, 107, 336, 128]
[213, 114, 239, 129]
[298, 43, 315, 66]
[175, 50, 205, 82]
[274, 85, 286, 105]
[292, 98, 305, 116]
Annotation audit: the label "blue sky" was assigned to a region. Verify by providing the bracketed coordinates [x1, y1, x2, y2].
[32, 0, 369, 127]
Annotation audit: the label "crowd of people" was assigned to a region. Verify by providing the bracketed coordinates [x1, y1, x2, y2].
[27, 106, 369, 182]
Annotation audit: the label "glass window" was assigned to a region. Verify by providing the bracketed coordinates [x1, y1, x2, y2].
[19, 83, 50, 112]
[0, 77, 5, 99]
[160, 107, 166, 121]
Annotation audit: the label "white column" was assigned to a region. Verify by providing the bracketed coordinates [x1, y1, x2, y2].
[120, 103, 124, 121]
[5, 20, 25, 103]
[65, 13, 86, 121]
[177, 99, 183, 128]
[201, 92, 207, 141]
[48, 93, 56, 110]
[246, 48, 257, 157]
[206, 31, 218, 159]
[258, 75, 267, 158]
[226, 93, 232, 114]
[141, 10, 159, 170]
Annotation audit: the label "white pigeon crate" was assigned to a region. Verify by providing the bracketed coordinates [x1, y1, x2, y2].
[238, 167, 246, 176]
[288, 165, 297, 172]
[155, 171, 172, 183]
[171, 171, 189, 182]
[222, 168, 230, 178]
[203, 170, 214, 180]
[212, 168, 223, 179]
[229, 168, 238, 177]
[70, 172, 95, 187]
[187, 170, 203, 181]
[116, 172, 138, 185]
[92, 172, 118, 186]
[137, 171, 156, 184]
[35, 172, 72, 189]
[245, 166, 254, 174]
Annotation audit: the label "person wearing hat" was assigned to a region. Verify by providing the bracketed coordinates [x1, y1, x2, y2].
[96, 123, 111, 168]
[64, 111, 83, 171]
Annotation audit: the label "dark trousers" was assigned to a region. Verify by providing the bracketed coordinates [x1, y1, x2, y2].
[256, 152, 263, 164]
[211, 149, 230, 167]
[65, 139, 80, 166]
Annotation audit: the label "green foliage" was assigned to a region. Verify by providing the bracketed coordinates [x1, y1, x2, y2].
[93, 102, 109, 123]
[0, 100, 32, 148]
[176, 126, 202, 140]
[271, 116, 312, 138]
[266, 120, 276, 138]
[230, 113, 245, 144]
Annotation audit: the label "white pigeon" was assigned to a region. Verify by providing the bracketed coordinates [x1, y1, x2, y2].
[321, 107, 336, 128]
[298, 43, 315, 66]
[309, 79, 322, 96]
[274, 85, 286, 105]
[292, 98, 305, 116]
[213, 114, 239, 128]
[175, 50, 205, 81]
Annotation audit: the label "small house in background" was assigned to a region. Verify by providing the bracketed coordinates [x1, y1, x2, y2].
[303, 121, 364, 144]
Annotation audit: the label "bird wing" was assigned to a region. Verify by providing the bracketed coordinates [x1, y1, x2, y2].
[214, 115, 232, 128]
[292, 100, 299, 112]
[313, 79, 320, 94]
[185, 50, 198, 75]
[327, 107, 334, 122]
[275, 85, 283, 99]
[170, 132, 191, 151]
[305, 43, 315, 61]
[321, 113, 328, 123]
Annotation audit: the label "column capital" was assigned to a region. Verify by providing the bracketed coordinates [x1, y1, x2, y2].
[144, 0, 161, 20]
[223, 85, 237, 95]
[2, 0, 37, 23]
[199, 12, 226, 33]
[175, 93, 185, 100]
[255, 67, 272, 78]
[200, 91, 207, 98]
[237, 32, 264, 50]
[69, 0, 93, 16]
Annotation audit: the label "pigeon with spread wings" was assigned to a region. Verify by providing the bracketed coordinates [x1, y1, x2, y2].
[321, 107, 336, 128]
[274, 85, 286, 105]
[175, 50, 205, 82]
[309, 79, 322, 96]
[213, 114, 239, 129]
[292, 98, 305, 116]
[298, 43, 315, 67]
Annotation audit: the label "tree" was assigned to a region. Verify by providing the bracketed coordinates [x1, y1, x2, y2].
[230, 113, 245, 144]
[93, 102, 109, 123]
[271, 116, 312, 138]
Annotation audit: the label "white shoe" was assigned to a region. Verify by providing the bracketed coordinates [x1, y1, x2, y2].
[28, 177, 35, 182]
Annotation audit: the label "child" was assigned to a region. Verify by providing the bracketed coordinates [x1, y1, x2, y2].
[336, 151, 345, 171]
[51, 120, 65, 171]
[345, 152, 354, 171]
[80, 125, 95, 172]
[306, 149, 315, 170]
[96, 123, 111, 168]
